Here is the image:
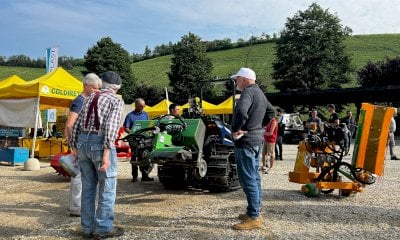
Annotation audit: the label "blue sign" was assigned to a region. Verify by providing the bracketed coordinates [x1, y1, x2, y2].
[0, 128, 20, 137]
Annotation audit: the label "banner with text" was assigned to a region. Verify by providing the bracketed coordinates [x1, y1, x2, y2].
[46, 47, 58, 73]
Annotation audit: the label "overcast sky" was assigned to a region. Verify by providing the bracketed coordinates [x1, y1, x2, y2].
[1, 0, 399, 59]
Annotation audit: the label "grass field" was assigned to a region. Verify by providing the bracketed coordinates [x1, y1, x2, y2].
[1, 34, 400, 93]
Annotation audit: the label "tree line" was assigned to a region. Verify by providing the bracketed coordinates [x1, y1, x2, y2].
[131, 34, 279, 62]
[0, 55, 84, 70]
[0, 34, 278, 68]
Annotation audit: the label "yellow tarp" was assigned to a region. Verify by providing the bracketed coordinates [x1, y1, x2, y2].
[214, 97, 234, 114]
[140, 99, 173, 119]
[0, 67, 82, 108]
[139, 96, 234, 119]
[181, 100, 220, 115]
[0, 75, 26, 88]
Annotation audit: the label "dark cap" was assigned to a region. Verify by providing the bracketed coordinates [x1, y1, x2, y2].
[100, 71, 122, 85]
[328, 104, 335, 109]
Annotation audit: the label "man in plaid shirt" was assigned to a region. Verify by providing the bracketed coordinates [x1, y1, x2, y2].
[70, 71, 124, 239]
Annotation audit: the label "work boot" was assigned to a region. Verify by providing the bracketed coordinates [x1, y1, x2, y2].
[233, 216, 262, 230]
[94, 227, 124, 239]
[141, 176, 154, 182]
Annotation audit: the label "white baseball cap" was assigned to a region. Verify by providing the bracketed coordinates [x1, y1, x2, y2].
[230, 67, 256, 81]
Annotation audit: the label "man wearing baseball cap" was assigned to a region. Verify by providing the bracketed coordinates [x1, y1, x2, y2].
[70, 71, 124, 239]
[230, 67, 275, 230]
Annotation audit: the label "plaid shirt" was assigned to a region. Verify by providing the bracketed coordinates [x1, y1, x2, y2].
[70, 89, 124, 149]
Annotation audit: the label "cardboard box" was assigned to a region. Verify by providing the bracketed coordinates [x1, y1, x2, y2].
[0, 147, 29, 166]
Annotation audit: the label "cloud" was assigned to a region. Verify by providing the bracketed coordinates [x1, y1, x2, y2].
[1, 0, 399, 58]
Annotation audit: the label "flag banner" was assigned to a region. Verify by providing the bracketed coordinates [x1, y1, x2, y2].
[46, 47, 58, 73]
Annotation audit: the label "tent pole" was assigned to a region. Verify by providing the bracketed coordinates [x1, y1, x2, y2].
[165, 87, 170, 114]
[30, 98, 40, 158]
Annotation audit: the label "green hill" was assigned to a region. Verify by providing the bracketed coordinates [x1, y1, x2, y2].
[132, 34, 400, 92]
[1, 34, 400, 93]
[0, 65, 85, 81]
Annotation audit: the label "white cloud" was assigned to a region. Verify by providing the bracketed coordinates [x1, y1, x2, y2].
[1, 0, 399, 58]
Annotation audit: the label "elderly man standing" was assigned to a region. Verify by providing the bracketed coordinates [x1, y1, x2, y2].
[123, 98, 154, 182]
[65, 73, 102, 218]
[230, 67, 275, 230]
[70, 71, 124, 239]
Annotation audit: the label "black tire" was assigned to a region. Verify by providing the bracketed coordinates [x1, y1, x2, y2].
[158, 165, 186, 190]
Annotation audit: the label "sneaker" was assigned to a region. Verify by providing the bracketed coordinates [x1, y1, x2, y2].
[263, 168, 270, 174]
[94, 227, 124, 239]
[233, 216, 262, 230]
[391, 156, 399, 160]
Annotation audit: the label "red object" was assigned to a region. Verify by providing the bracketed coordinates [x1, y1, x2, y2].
[115, 127, 131, 158]
[50, 151, 72, 177]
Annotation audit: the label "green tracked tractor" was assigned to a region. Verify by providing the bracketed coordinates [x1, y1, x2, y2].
[122, 113, 239, 192]
[121, 79, 240, 192]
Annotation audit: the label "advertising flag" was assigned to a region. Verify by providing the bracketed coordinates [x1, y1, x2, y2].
[46, 47, 58, 73]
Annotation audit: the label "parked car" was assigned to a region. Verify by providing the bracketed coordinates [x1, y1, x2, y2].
[280, 113, 305, 144]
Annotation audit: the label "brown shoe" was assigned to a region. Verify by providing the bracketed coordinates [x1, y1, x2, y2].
[233, 216, 262, 230]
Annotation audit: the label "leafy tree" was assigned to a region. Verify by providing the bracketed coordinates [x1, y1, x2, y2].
[168, 32, 213, 100]
[272, 3, 353, 92]
[83, 37, 136, 103]
[143, 45, 152, 59]
[358, 57, 400, 87]
[133, 83, 164, 103]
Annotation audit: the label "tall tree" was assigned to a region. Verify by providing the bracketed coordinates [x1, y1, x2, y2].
[168, 32, 213, 100]
[272, 3, 353, 92]
[83, 37, 136, 103]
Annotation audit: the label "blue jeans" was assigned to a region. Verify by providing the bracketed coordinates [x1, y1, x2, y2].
[234, 145, 262, 218]
[77, 134, 118, 235]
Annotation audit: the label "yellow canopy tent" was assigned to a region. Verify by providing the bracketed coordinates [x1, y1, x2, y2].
[0, 67, 83, 157]
[181, 99, 219, 115]
[0, 75, 26, 88]
[214, 97, 234, 114]
[0, 67, 82, 108]
[141, 99, 173, 119]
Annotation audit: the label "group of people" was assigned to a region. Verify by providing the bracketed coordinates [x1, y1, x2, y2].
[62, 66, 399, 237]
[304, 104, 356, 153]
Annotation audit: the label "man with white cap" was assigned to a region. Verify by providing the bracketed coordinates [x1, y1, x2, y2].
[230, 67, 275, 230]
[70, 71, 124, 239]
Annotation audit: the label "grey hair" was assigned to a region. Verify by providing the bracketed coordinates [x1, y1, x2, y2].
[135, 98, 145, 106]
[83, 73, 102, 87]
[102, 81, 121, 91]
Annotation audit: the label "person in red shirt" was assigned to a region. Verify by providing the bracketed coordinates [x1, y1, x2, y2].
[261, 117, 278, 174]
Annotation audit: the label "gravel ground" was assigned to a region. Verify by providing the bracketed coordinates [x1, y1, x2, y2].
[1, 143, 400, 240]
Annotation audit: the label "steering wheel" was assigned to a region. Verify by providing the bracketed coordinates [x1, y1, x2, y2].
[155, 114, 187, 133]
[119, 126, 157, 146]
